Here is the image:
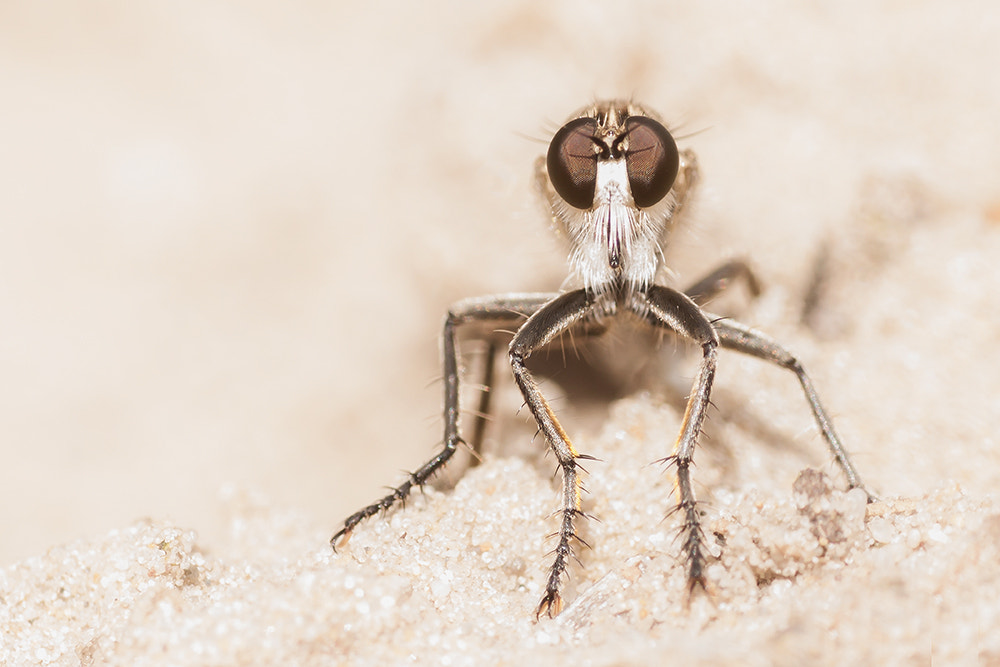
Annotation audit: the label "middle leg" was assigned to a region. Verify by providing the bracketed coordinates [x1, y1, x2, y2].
[331, 293, 557, 549]
[708, 316, 873, 498]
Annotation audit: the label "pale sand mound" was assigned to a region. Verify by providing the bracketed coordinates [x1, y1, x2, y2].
[4, 444, 998, 664]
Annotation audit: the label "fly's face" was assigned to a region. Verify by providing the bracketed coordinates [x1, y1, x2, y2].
[540, 101, 694, 295]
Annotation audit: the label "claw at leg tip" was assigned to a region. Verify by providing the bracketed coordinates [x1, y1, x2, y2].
[330, 529, 351, 553]
[535, 592, 563, 620]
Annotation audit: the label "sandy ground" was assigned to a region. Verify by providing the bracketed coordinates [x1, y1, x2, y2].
[3, 1, 1000, 664]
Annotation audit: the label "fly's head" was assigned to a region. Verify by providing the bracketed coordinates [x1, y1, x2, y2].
[538, 100, 698, 295]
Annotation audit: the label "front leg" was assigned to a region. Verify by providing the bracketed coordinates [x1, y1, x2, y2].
[507, 289, 597, 618]
[632, 286, 720, 594]
[331, 293, 558, 549]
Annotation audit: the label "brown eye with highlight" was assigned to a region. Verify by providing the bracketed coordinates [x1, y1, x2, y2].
[546, 117, 600, 210]
[622, 116, 678, 208]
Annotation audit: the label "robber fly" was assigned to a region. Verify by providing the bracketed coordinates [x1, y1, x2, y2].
[331, 100, 872, 618]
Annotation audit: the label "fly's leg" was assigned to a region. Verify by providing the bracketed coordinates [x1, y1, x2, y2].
[467, 341, 497, 466]
[331, 293, 558, 549]
[632, 286, 720, 593]
[709, 317, 874, 499]
[507, 289, 597, 618]
[683, 259, 761, 307]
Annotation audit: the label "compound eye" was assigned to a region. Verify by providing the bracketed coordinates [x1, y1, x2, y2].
[623, 116, 679, 208]
[546, 117, 600, 209]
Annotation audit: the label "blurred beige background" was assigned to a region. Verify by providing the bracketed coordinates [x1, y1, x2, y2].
[2, 0, 998, 572]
